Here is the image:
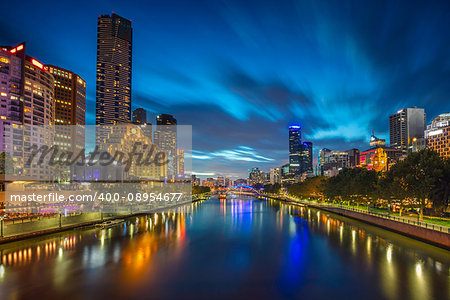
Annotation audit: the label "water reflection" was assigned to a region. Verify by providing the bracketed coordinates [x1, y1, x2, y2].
[0, 198, 448, 299]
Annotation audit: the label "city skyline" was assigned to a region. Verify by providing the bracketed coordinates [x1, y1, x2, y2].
[1, 1, 450, 178]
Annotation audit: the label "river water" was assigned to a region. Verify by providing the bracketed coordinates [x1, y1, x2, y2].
[0, 197, 448, 299]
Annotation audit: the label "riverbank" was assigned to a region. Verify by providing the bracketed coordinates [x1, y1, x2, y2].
[261, 194, 450, 250]
[0, 195, 209, 245]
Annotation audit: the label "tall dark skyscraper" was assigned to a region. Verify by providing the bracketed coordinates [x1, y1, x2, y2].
[389, 107, 425, 153]
[299, 141, 313, 173]
[289, 125, 301, 174]
[132, 107, 146, 124]
[96, 13, 132, 125]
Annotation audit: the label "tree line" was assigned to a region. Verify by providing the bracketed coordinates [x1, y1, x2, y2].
[286, 149, 449, 219]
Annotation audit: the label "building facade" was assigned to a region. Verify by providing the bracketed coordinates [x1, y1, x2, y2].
[299, 141, 313, 173]
[269, 167, 281, 185]
[96, 13, 132, 126]
[389, 107, 426, 153]
[426, 113, 450, 158]
[154, 114, 177, 176]
[0, 43, 55, 179]
[289, 125, 301, 174]
[47, 65, 86, 153]
[132, 107, 146, 124]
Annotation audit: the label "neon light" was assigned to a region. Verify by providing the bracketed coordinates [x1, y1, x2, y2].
[289, 125, 301, 129]
[16, 45, 23, 51]
[31, 59, 44, 70]
[10, 48, 16, 53]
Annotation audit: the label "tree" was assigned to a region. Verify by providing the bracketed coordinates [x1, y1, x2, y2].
[263, 183, 281, 194]
[428, 158, 450, 216]
[192, 186, 211, 195]
[288, 176, 327, 200]
[388, 149, 445, 220]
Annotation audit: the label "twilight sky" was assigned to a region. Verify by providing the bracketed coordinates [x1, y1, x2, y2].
[1, 0, 450, 179]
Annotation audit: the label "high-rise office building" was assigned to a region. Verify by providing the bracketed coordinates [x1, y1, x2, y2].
[154, 114, 177, 175]
[426, 112, 450, 158]
[318, 149, 349, 176]
[132, 107, 146, 124]
[270, 167, 281, 184]
[47, 65, 86, 153]
[0, 43, 55, 178]
[248, 167, 264, 186]
[96, 13, 132, 126]
[289, 125, 301, 174]
[345, 148, 360, 168]
[299, 141, 313, 173]
[389, 107, 426, 153]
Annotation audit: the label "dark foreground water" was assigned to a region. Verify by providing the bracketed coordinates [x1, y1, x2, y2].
[0, 197, 449, 300]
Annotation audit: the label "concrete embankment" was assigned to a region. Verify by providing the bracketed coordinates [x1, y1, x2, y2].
[259, 194, 450, 250]
[319, 206, 450, 250]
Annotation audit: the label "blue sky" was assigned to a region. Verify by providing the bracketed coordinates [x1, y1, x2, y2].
[1, 0, 450, 179]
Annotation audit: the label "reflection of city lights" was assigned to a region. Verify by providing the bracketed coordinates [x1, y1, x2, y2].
[58, 247, 63, 258]
[387, 245, 392, 263]
[416, 263, 422, 277]
[0, 264, 4, 278]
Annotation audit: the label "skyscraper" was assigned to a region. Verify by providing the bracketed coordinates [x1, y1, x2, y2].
[96, 13, 132, 125]
[299, 141, 313, 173]
[156, 114, 177, 125]
[132, 107, 146, 124]
[289, 125, 301, 174]
[269, 167, 281, 184]
[389, 107, 426, 153]
[0, 43, 55, 178]
[47, 65, 86, 152]
[154, 114, 177, 175]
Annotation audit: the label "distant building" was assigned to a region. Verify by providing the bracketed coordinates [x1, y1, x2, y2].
[270, 167, 281, 185]
[359, 146, 403, 171]
[216, 176, 225, 187]
[289, 125, 302, 174]
[318, 149, 349, 176]
[389, 107, 426, 153]
[176, 149, 185, 176]
[202, 179, 214, 188]
[248, 168, 265, 186]
[300, 141, 313, 173]
[411, 137, 426, 152]
[369, 132, 386, 147]
[345, 148, 360, 168]
[191, 175, 200, 186]
[233, 178, 248, 186]
[132, 108, 147, 124]
[426, 113, 450, 158]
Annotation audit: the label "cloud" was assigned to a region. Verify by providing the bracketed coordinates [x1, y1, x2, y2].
[192, 146, 274, 163]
